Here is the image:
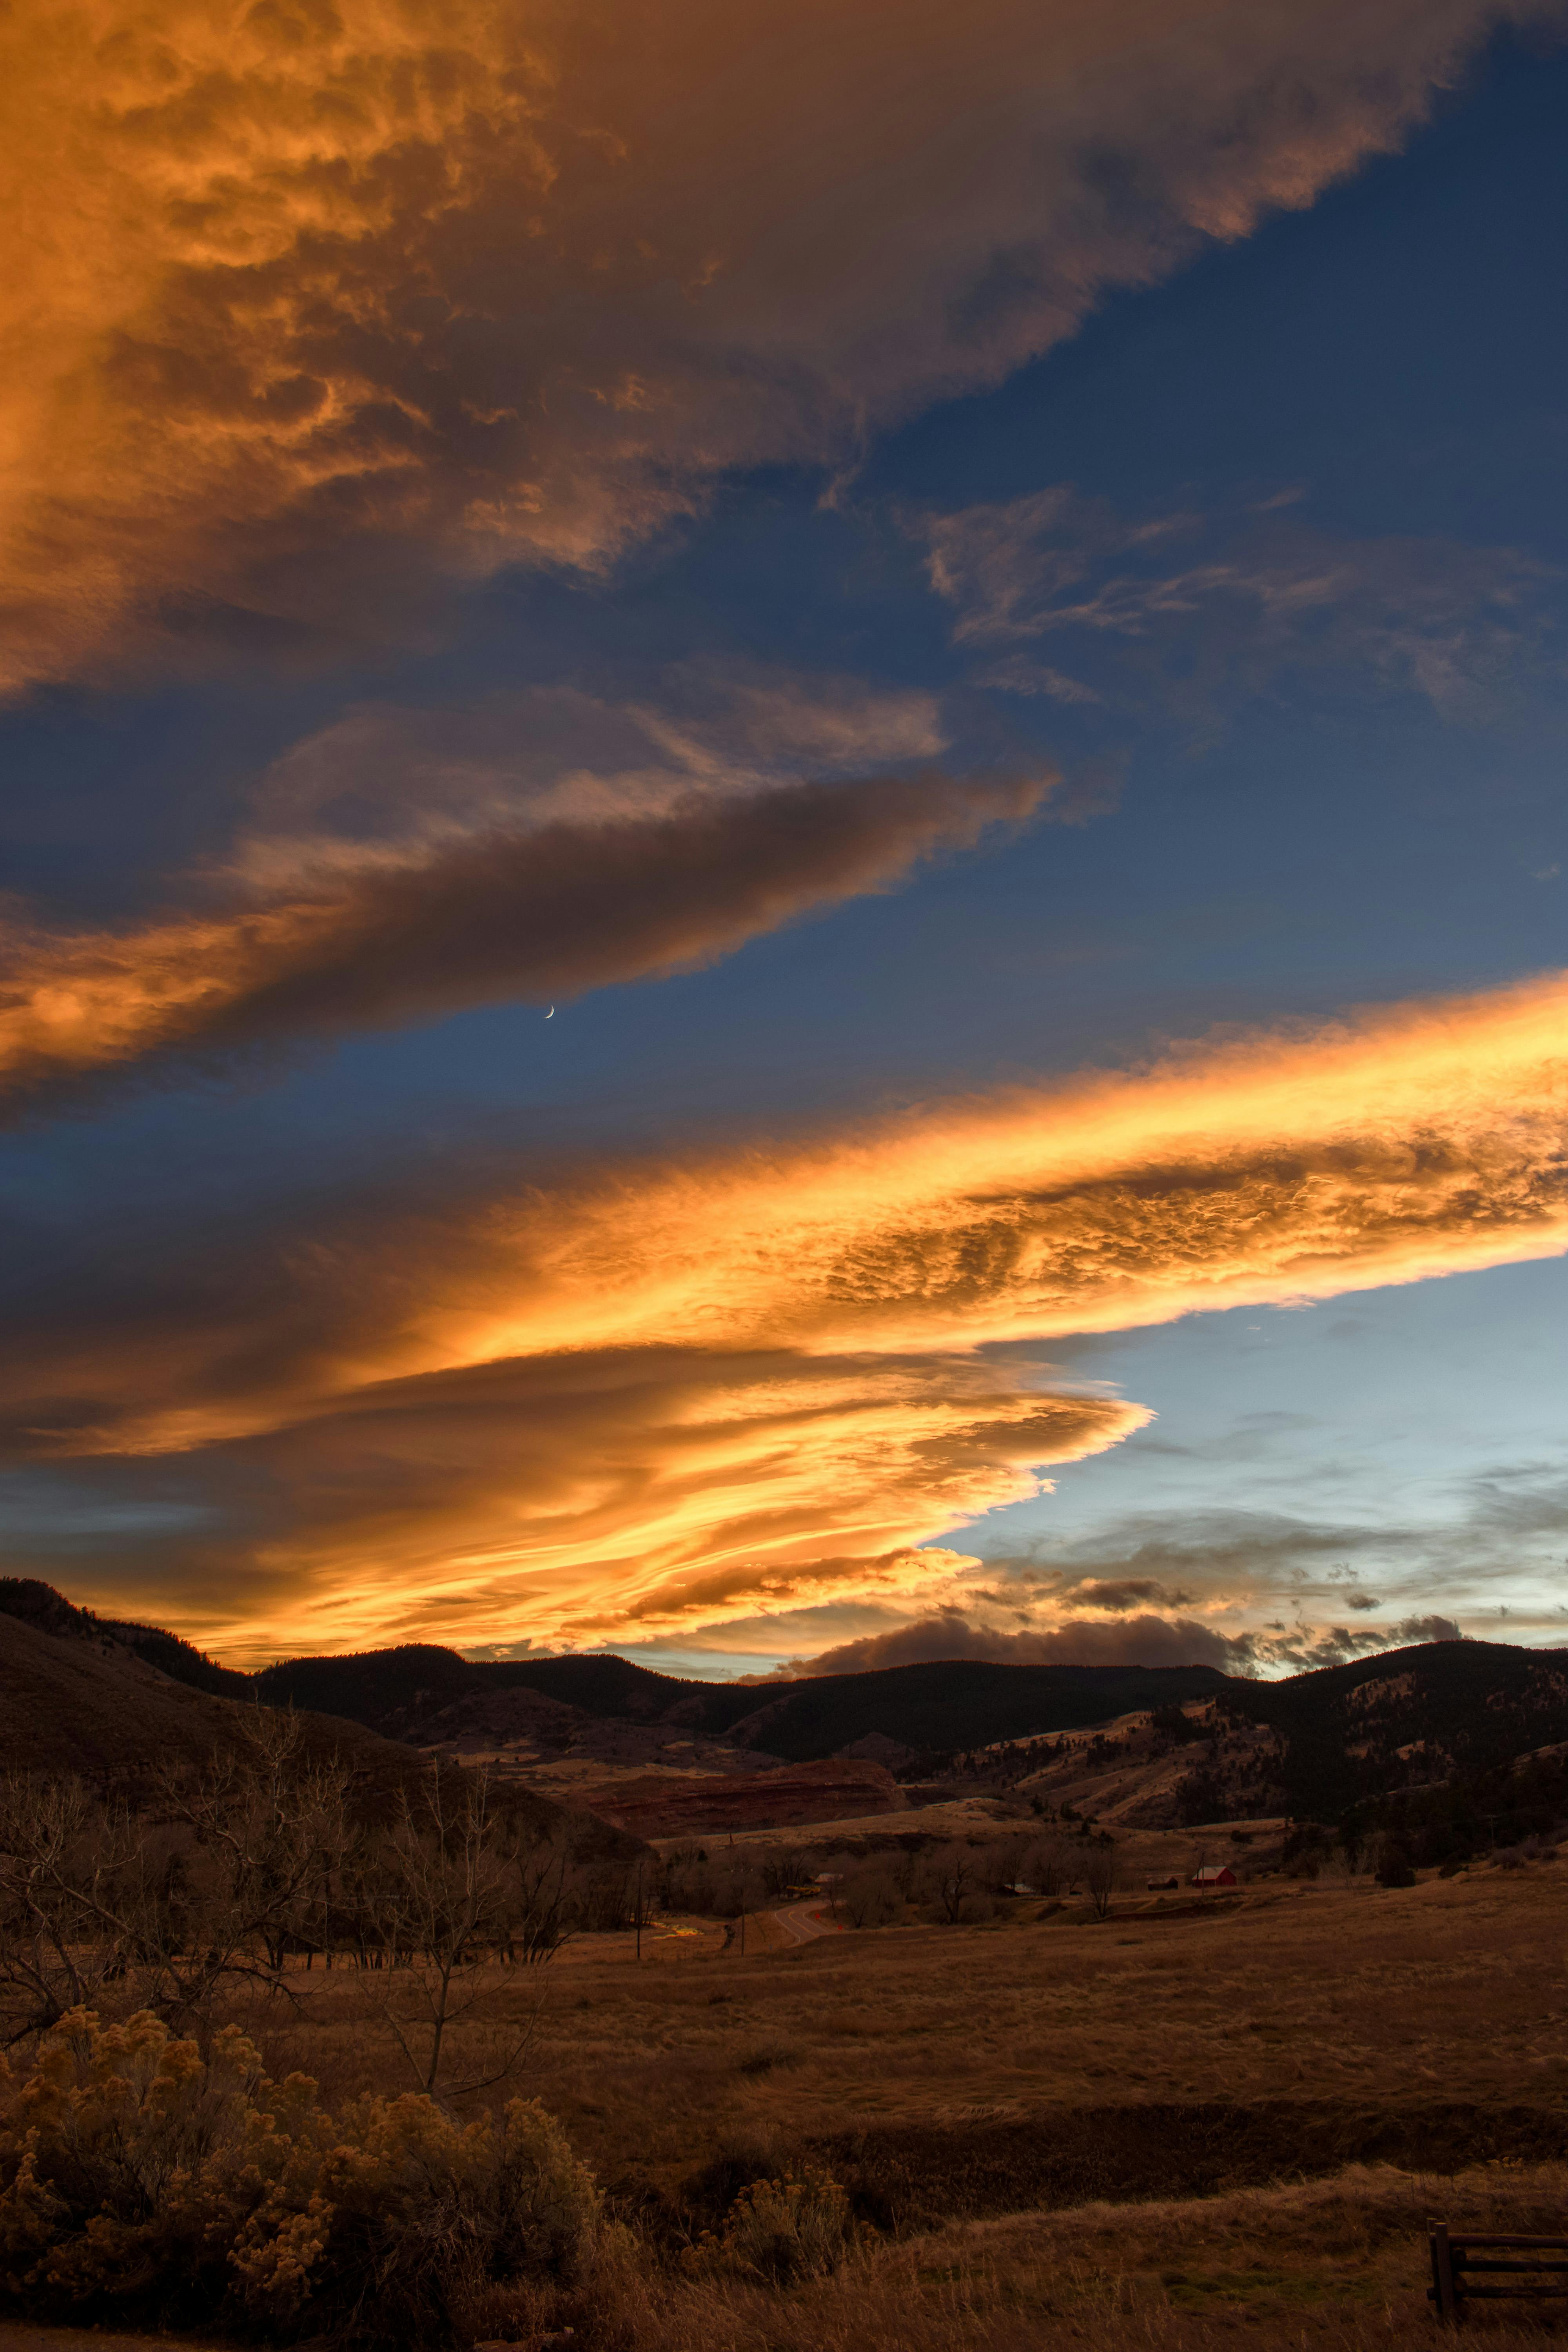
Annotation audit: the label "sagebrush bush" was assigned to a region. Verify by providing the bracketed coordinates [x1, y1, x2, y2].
[0, 2007, 599, 2347]
[693, 2163, 857, 2285]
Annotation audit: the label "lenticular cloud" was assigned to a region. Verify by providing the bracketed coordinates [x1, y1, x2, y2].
[4, 966, 1566, 1658]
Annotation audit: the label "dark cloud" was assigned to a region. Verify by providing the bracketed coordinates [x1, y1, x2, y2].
[1063, 1575, 1195, 1611]
[0, 768, 1043, 1110]
[1389, 1613, 1465, 1645]
[789, 1606, 1253, 1676]
[774, 1602, 1469, 1682]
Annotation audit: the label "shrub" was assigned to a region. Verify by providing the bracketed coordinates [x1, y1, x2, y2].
[694, 2163, 857, 2284]
[1374, 1840, 1416, 1889]
[0, 2008, 599, 2347]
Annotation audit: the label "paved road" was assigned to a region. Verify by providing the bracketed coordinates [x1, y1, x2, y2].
[770, 1902, 844, 1944]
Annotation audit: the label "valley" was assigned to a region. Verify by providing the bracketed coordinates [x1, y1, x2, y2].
[6, 1579, 1568, 2352]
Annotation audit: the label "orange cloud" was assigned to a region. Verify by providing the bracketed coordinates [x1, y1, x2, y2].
[6, 965, 1567, 1659]
[2, 0, 1554, 685]
[172, 1350, 1145, 1661]
[0, 769, 1039, 1108]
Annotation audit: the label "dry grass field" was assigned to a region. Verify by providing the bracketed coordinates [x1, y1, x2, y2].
[7, 1852, 1568, 2352]
[242, 1854, 1568, 2177]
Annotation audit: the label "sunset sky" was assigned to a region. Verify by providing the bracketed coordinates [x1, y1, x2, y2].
[3, 0, 1567, 1675]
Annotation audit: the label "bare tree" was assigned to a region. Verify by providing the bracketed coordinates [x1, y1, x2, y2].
[377, 1770, 543, 2096]
[1025, 1835, 1071, 1898]
[155, 1708, 353, 2016]
[0, 1776, 166, 2043]
[930, 1845, 976, 1924]
[1083, 1841, 1117, 1920]
[503, 1824, 575, 1964]
[0, 1714, 355, 2042]
[838, 1866, 900, 1928]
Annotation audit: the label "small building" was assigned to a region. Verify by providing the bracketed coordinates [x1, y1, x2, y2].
[1192, 1864, 1237, 1889]
[1146, 1875, 1180, 1891]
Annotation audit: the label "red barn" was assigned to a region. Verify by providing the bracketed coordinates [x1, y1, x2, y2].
[1191, 1864, 1237, 1889]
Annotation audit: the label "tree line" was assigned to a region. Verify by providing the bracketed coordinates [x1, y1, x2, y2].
[0, 1711, 638, 2087]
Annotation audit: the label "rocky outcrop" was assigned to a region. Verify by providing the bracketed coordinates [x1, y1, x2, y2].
[570, 1758, 909, 1838]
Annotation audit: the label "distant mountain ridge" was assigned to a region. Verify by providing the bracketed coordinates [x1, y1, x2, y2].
[252, 1642, 1232, 1761]
[6, 1579, 1568, 1833]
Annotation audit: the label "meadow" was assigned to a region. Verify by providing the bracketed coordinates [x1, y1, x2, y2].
[6, 1843, 1568, 2352]
[245, 1853, 1568, 2183]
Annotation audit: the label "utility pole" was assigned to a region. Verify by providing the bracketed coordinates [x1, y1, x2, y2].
[635, 1858, 644, 1961]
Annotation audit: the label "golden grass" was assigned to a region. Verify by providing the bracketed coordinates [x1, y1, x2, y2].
[20, 1855, 1566, 2351]
[623, 2161, 1568, 2350]
[201, 1854, 1568, 2218]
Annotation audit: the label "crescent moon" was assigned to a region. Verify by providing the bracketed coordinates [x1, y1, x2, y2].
[544, 1006, 555, 1019]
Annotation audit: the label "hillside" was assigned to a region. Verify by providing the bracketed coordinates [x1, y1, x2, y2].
[0, 1607, 416, 1793]
[958, 1641, 1568, 1841]
[1221, 1638, 1568, 1818]
[701, 1659, 1233, 1761]
[0, 1589, 640, 1856]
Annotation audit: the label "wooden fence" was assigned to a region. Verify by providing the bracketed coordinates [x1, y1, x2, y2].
[1428, 2225, 1568, 2321]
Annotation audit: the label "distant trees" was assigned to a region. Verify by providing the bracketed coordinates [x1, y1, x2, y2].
[836, 1866, 900, 1927]
[0, 1717, 600, 2059]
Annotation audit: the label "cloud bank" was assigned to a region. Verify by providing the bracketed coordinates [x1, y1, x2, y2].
[3, 964, 1566, 1660]
[775, 1603, 1470, 1678]
[788, 1607, 1254, 1676]
[3, 0, 1559, 686]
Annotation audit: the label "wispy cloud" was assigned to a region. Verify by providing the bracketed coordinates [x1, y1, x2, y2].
[3, 964, 1566, 1659]
[241, 670, 951, 882]
[917, 486, 1561, 725]
[2, 0, 1556, 687]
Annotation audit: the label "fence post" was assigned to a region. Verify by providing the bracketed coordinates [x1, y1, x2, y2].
[1429, 2223, 1459, 2323]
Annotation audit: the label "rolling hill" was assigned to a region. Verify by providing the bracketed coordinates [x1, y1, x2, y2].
[0, 1581, 639, 1854]
[1221, 1637, 1568, 1820]
[976, 1641, 1568, 1841]
[8, 1578, 1568, 1844]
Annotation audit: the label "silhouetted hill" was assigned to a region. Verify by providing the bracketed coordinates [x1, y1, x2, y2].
[256, 1641, 477, 1721]
[693, 1660, 1236, 1760]
[0, 1586, 642, 1855]
[0, 1576, 251, 1698]
[250, 1643, 1231, 1757]
[1221, 1639, 1568, 1820]
[0, 1607, 421, 1796]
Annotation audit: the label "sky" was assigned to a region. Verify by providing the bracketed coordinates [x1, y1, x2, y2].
[1, 0, 1566, 1677]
